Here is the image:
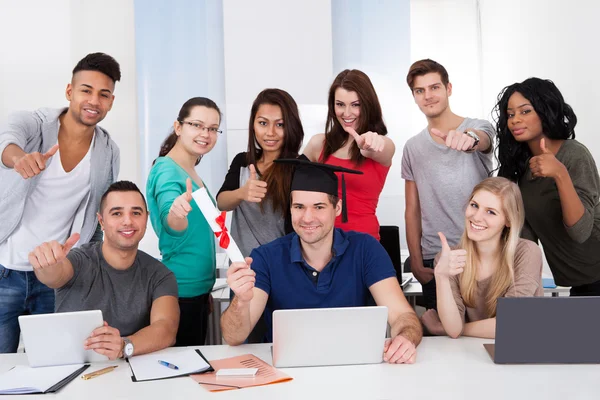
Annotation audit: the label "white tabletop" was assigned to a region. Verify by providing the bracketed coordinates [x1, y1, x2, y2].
[1, 337, 597, 399]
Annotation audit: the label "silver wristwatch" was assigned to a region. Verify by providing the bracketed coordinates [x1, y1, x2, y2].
[464, 129, 480, 150]
[122, 337, 134, 359]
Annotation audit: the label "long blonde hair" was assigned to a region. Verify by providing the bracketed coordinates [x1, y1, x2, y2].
[459, 177, 525, 317]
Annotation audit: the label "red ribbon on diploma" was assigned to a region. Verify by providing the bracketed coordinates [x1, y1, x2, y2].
[214, 211, 231, 249]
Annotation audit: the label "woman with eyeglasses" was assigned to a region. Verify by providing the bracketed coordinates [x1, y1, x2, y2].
[217, 88, 304, 258]
[303, 69, 395, 241]
[146, 97, 222, 346]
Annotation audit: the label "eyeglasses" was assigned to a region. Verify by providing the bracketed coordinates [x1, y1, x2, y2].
[179, 120, 222, 135]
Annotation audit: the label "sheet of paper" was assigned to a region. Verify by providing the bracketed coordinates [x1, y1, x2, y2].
[212, 278, 228, 292]
[0, 364, 83, 394]
[191, 188, 244, 262]
[191, 354, 292, 392]
[128, 349, 210, 382]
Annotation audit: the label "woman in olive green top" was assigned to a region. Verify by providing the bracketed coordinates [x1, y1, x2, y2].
[147, 97, 222, 346]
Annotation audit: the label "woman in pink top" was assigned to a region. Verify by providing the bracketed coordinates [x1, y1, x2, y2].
[303, 69, 395, 240]
[422, 177, 543, 339]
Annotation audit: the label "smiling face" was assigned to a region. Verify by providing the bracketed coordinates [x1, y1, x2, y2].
[253, 103, 285, 156]
[98, 191, 147, 252]
[506, 91, 544, 142]
[66, 70, 115, 127]
[334, 88, 361, 132]
[291, 191, 341, 246]
[465, 189, 508, 244]
[411, 72, 451, 119]
[174, 106, 220, 157]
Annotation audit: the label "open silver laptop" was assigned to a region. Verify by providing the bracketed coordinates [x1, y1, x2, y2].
[484, 297, 600, 364]
[18, 310, 109, 367]
[272, 306, 388, 368]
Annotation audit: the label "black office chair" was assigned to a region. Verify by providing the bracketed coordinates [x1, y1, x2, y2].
[379, 225, 403, 285]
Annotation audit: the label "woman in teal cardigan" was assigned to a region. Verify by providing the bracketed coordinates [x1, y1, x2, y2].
[147, 97, 222, 346]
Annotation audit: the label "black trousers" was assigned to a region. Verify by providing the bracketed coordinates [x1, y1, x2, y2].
[404, 257, 437, 310]
[570, 279, 600, 297]
[175, 293, 211, 347]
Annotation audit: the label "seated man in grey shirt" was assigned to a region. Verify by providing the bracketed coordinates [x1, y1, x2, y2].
[28, 181, 179, 360]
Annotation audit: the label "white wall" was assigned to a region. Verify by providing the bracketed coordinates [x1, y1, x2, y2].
[0, 0, 139, 183]
[222, 0, 333, 162]
[479, 0, 600, 163]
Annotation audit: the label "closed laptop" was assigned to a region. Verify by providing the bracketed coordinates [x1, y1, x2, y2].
[485, 297, 600, 364]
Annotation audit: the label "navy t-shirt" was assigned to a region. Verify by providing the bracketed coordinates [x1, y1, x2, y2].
[250, 228, 396, 342]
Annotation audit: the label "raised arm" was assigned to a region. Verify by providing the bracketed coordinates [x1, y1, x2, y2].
[2, 143, 59, 178]
[220, 258, 269, 345]
[434, 232, 468, 339]
[430, 128, 491, 154]
[529, 138, 593, 242]
[346, 128, 395, 167]
[29, 233, 79, 289]
[1, 111, 59, 176]
[166, 177, 195, 232]
[217, 164, 267, 211]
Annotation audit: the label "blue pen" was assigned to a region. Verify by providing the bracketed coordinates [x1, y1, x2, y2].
[157, 360, 179, 370]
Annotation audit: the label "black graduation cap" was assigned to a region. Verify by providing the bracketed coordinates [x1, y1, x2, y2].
[274, 157, 363, 223]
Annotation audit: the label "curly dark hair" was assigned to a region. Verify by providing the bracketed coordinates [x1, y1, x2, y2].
[73, 52, 121, 83]
[494, 77, 577, 182]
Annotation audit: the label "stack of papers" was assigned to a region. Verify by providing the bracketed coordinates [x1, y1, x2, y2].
[0, 364, 88, 394]
[192, 354, 292, 392]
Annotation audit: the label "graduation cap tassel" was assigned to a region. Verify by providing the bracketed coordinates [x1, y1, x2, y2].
[341, 173, 348, 223]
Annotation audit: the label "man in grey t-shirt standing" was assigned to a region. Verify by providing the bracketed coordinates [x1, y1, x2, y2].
[28, 181, 179, 360]
[401, 59, 495, 319]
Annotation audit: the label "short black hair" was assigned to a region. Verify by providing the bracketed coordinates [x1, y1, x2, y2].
[99, 181, 147, 213]
[73, 52, 121, 83]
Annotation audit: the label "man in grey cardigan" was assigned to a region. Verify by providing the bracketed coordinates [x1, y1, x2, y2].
[0, 53, 121, 353]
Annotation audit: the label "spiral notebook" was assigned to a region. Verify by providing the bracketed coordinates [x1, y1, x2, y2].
[0, 364, 89, 395]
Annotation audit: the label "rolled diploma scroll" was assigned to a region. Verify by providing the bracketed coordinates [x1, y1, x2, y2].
[191, 187, 245, 263]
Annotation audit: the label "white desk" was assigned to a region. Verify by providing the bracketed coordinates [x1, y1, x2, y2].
[2, 337, 598, 399]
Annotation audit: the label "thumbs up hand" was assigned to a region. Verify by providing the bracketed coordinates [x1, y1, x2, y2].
[169, 178, 194, 219]
[431, 129, 476, 152]
[345, 127, 385, 152]
[13, 144, 59, 179]
[29, 233, 80, 270]
[529, 138, 566, 179]
[434, 232, 467, 279]
[241, 164, 267, 203]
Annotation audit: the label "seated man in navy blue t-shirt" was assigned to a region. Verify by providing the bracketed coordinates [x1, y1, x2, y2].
[221, 159, 422, 364]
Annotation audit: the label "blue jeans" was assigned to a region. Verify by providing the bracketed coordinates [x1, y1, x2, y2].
[0, 264, 55, 353]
